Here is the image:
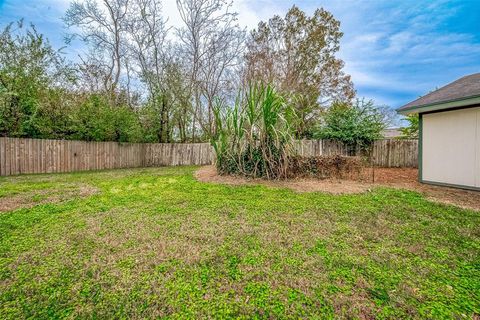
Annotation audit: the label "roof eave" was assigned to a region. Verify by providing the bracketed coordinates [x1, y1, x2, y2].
[397, 95, 480, 115]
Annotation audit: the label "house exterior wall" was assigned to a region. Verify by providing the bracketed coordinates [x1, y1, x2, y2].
[421, 106, 480, 189]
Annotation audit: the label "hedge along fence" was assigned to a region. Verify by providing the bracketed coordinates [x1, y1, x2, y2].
[0, 137, 417, 176]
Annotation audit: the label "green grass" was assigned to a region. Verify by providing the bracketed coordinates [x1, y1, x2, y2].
[0, 167, 479, 319]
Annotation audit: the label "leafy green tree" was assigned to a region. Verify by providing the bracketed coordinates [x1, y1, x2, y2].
[69, 94, 142, 142]
[69, 94, 115, 141]
[315, 99, 387, 150]
[400, 115, 419, 139]
[138, 63, 193, 143]
[0, 20, 145, 143]
[0, 20, 73, 138]
[25, 88, 76, 139]
[245, 6, 355, 138]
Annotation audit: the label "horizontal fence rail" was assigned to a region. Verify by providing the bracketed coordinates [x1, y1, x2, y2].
[0, 137, 417, 176]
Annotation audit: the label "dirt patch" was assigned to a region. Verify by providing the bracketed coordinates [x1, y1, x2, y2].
[195, 166, 373, 194]
[195, 166, 480, 211]
[0, 184, 99, 213]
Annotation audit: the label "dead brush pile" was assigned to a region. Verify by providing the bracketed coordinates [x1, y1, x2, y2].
[288, 155, 365, 180]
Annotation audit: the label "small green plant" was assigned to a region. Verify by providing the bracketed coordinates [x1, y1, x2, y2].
[211, 83, 297, 179]
[400, 114, 419, 139]
[315, 99, 387, 151]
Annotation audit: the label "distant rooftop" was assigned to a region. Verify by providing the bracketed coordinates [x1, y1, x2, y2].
[381, 128, 401, 138]
[397, 73, 480, 114]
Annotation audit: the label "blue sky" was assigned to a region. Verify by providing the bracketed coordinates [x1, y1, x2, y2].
[1, 0, 480, 111]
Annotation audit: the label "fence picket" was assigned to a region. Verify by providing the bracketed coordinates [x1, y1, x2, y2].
[0, 138, 418, 176]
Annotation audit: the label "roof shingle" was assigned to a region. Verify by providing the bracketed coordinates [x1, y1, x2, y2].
[397, 73, 480, 112]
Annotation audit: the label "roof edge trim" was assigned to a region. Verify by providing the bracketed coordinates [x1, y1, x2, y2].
[397, 95, 480, 115]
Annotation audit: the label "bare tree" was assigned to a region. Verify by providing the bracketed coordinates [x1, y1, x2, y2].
[126, 0, 169, 140]
[199, 16, 245, 131]
[176, 0, 245, 140]
[75, 50, 112, 93]
[126, 0, 193, 142]
[65, 0, 130, 96]
[65, 0, 245, 141]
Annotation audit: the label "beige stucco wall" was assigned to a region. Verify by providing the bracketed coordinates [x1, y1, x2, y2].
[422, 106, 480, 188]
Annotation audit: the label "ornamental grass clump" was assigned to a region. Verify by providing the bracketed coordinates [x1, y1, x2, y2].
[211, 83, 297, 179]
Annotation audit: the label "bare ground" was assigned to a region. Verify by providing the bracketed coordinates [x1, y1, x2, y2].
[195, 166, 480, 211]
[0, 184, 99, 212]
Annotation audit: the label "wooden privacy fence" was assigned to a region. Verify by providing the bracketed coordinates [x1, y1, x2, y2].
[296, 139, 418, 168]
[144, 143, 214, 167]
[0, 138, 213, 176]
[0, 137, 417, 176]
[295, 140, 356, 157]
[371, 139, 418, 168]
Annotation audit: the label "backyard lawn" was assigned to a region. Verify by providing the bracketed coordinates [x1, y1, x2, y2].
[0, 167, 479, 319]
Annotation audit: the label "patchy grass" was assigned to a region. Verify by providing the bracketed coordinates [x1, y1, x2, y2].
[0, 167, 479, 319]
